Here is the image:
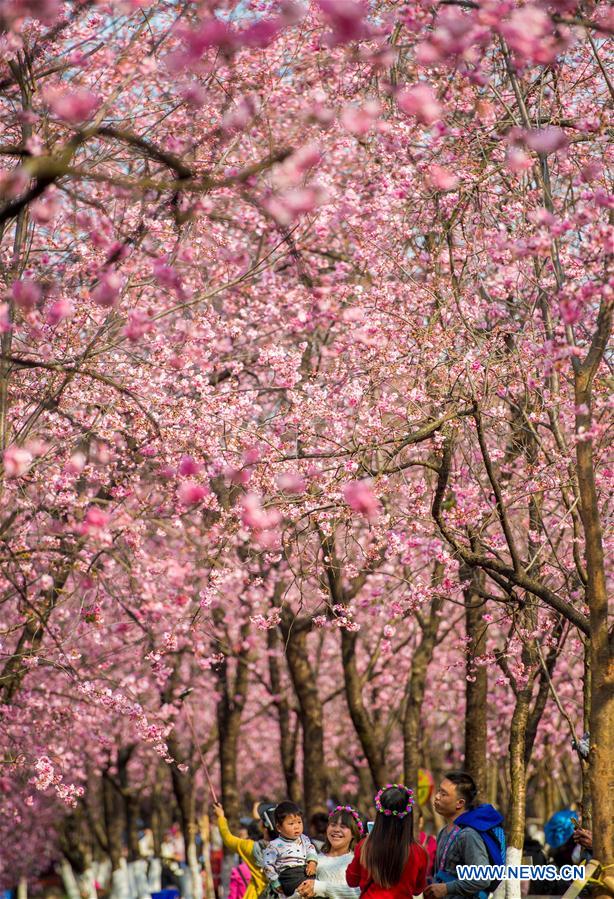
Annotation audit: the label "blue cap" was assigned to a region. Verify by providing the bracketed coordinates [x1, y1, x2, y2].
[544, 809, 575, 849]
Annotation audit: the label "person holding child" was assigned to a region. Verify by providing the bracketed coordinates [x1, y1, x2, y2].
[346, 784, 428, 899]
[297, 805, 363, 899]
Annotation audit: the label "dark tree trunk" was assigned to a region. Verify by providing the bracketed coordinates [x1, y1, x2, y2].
[575, 364, 613, 874]
[215, 620, 250, 829]
[280, 614, 328, 819]
[463, 566, 488, 799]
[403, 566, 444, 798]
[580, 639, 592, 827]
[102, 769, 124, 872]
[267, 627, 301, 803]
[118, 747, 140, 862]
[341, 628, 388, 789]
[320, 530, 389, 794]
[166, 731, 195, 871]
[59, 810, 91, 875]
[150, 762, 168, 857]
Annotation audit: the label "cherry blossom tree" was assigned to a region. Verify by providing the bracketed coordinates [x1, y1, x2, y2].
[1, 0, 612, 894]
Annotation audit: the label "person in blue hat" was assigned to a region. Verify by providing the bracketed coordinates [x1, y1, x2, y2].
[544, 810, 575, 851]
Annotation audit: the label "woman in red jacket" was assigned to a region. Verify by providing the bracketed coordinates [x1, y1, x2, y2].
[346, 784, 427, 899]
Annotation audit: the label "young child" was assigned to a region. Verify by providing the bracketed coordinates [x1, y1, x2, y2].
[346, 783, 427, 899]
[263, 801, 318, 897]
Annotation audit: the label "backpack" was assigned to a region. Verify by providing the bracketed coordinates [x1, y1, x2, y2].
[462, 822, 506, 892]
[454, 804, 506, 895]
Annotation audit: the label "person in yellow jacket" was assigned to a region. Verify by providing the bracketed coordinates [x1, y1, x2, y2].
[214, 802, 275, 899]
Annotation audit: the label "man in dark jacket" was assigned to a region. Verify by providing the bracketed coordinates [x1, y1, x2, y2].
[425, 771, 504, 899]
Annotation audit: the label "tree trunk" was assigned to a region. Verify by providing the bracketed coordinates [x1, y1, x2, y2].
[199, 815, 216, 899]
[169, 736, 202, 899]
[110, 861, 131, 899]
[118, 747, 140, 863]
[505, 682, 533, 899]
[575, 366, 613, 879]
[320, 529, 388, 795]
[151, 762, 166, 857]
[60, 859, 81, 899]
[217, 703, 242, 828]
[79, 867, 98, 899]
[267, 627, 301, 803]
[463, 567, 488, 799]
[580, 638, 592, 827]
[403, 572, 444, 796]
[215, 621, 250, 828]
[280, 616, 328, 818]
[102, 770, 124, 873]
[147, 860, 162, 895]
[0, 58, 32, 454]
[341, 628, 388, 790]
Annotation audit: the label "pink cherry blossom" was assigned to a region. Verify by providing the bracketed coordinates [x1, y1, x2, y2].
[241, 492, 281, 530]
[501, 6, 551, 58]
[505, 147, 533, 173]
[397, 84, 442, 125]
[343, 479, 380, 521]
[30, 194, 60, 224]
[276, 472, 306, 493]
[3, 445, 33, 477]
[122, 309, 154, 342]
[47, 298, 74, 325]
[525, 126, 568, 155]
[11, 277, 42, 310]
[78, 507, 111, 535]
[340, 101, 381, 136]
[65, 452, 86, 474]
[91, 270, 123, 307]
[178, 455, 201, 476]
[152, 257, 183, 293]
[428, 164, 459, 190]
[45, 89, 101, 124]
[0, 166, 29, 198]
[318, 0, 369, 45]
[0, 304, 11, 333]
[178, 482, 209, 505]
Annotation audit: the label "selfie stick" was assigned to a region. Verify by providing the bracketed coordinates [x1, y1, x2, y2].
[180, 689, 219, 804]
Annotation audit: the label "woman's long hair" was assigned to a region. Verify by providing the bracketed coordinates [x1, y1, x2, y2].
[360, 787, 415, 888]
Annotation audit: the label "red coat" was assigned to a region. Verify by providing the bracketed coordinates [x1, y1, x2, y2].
[346, 839, 428, 899]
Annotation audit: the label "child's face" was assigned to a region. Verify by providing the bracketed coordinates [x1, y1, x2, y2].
[277, 814, 304, 839]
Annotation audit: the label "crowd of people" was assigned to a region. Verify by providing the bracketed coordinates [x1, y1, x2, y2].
[206, 772, 594, 899]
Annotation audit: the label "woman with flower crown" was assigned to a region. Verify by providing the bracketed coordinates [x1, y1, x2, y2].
[295, 806, 363, 899]
[345, 785, 428, 899]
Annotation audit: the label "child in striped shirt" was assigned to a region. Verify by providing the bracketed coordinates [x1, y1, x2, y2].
[264, 802, 318, 897]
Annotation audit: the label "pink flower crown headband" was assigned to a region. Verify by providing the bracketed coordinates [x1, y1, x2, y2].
[374, 784, 414, 818]
[329, 805, 364, 836]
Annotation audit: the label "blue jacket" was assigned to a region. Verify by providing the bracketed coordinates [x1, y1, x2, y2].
[434, 805, 505, 898]
[456, 805, 505, 866]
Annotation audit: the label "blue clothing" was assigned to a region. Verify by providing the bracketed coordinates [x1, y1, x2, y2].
[544, 811, 575, 850]
[434, 805, 505, 899]
[456, 805, 506, 867]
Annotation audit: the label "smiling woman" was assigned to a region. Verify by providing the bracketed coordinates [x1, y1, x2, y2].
[296, 808, 363, 899]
